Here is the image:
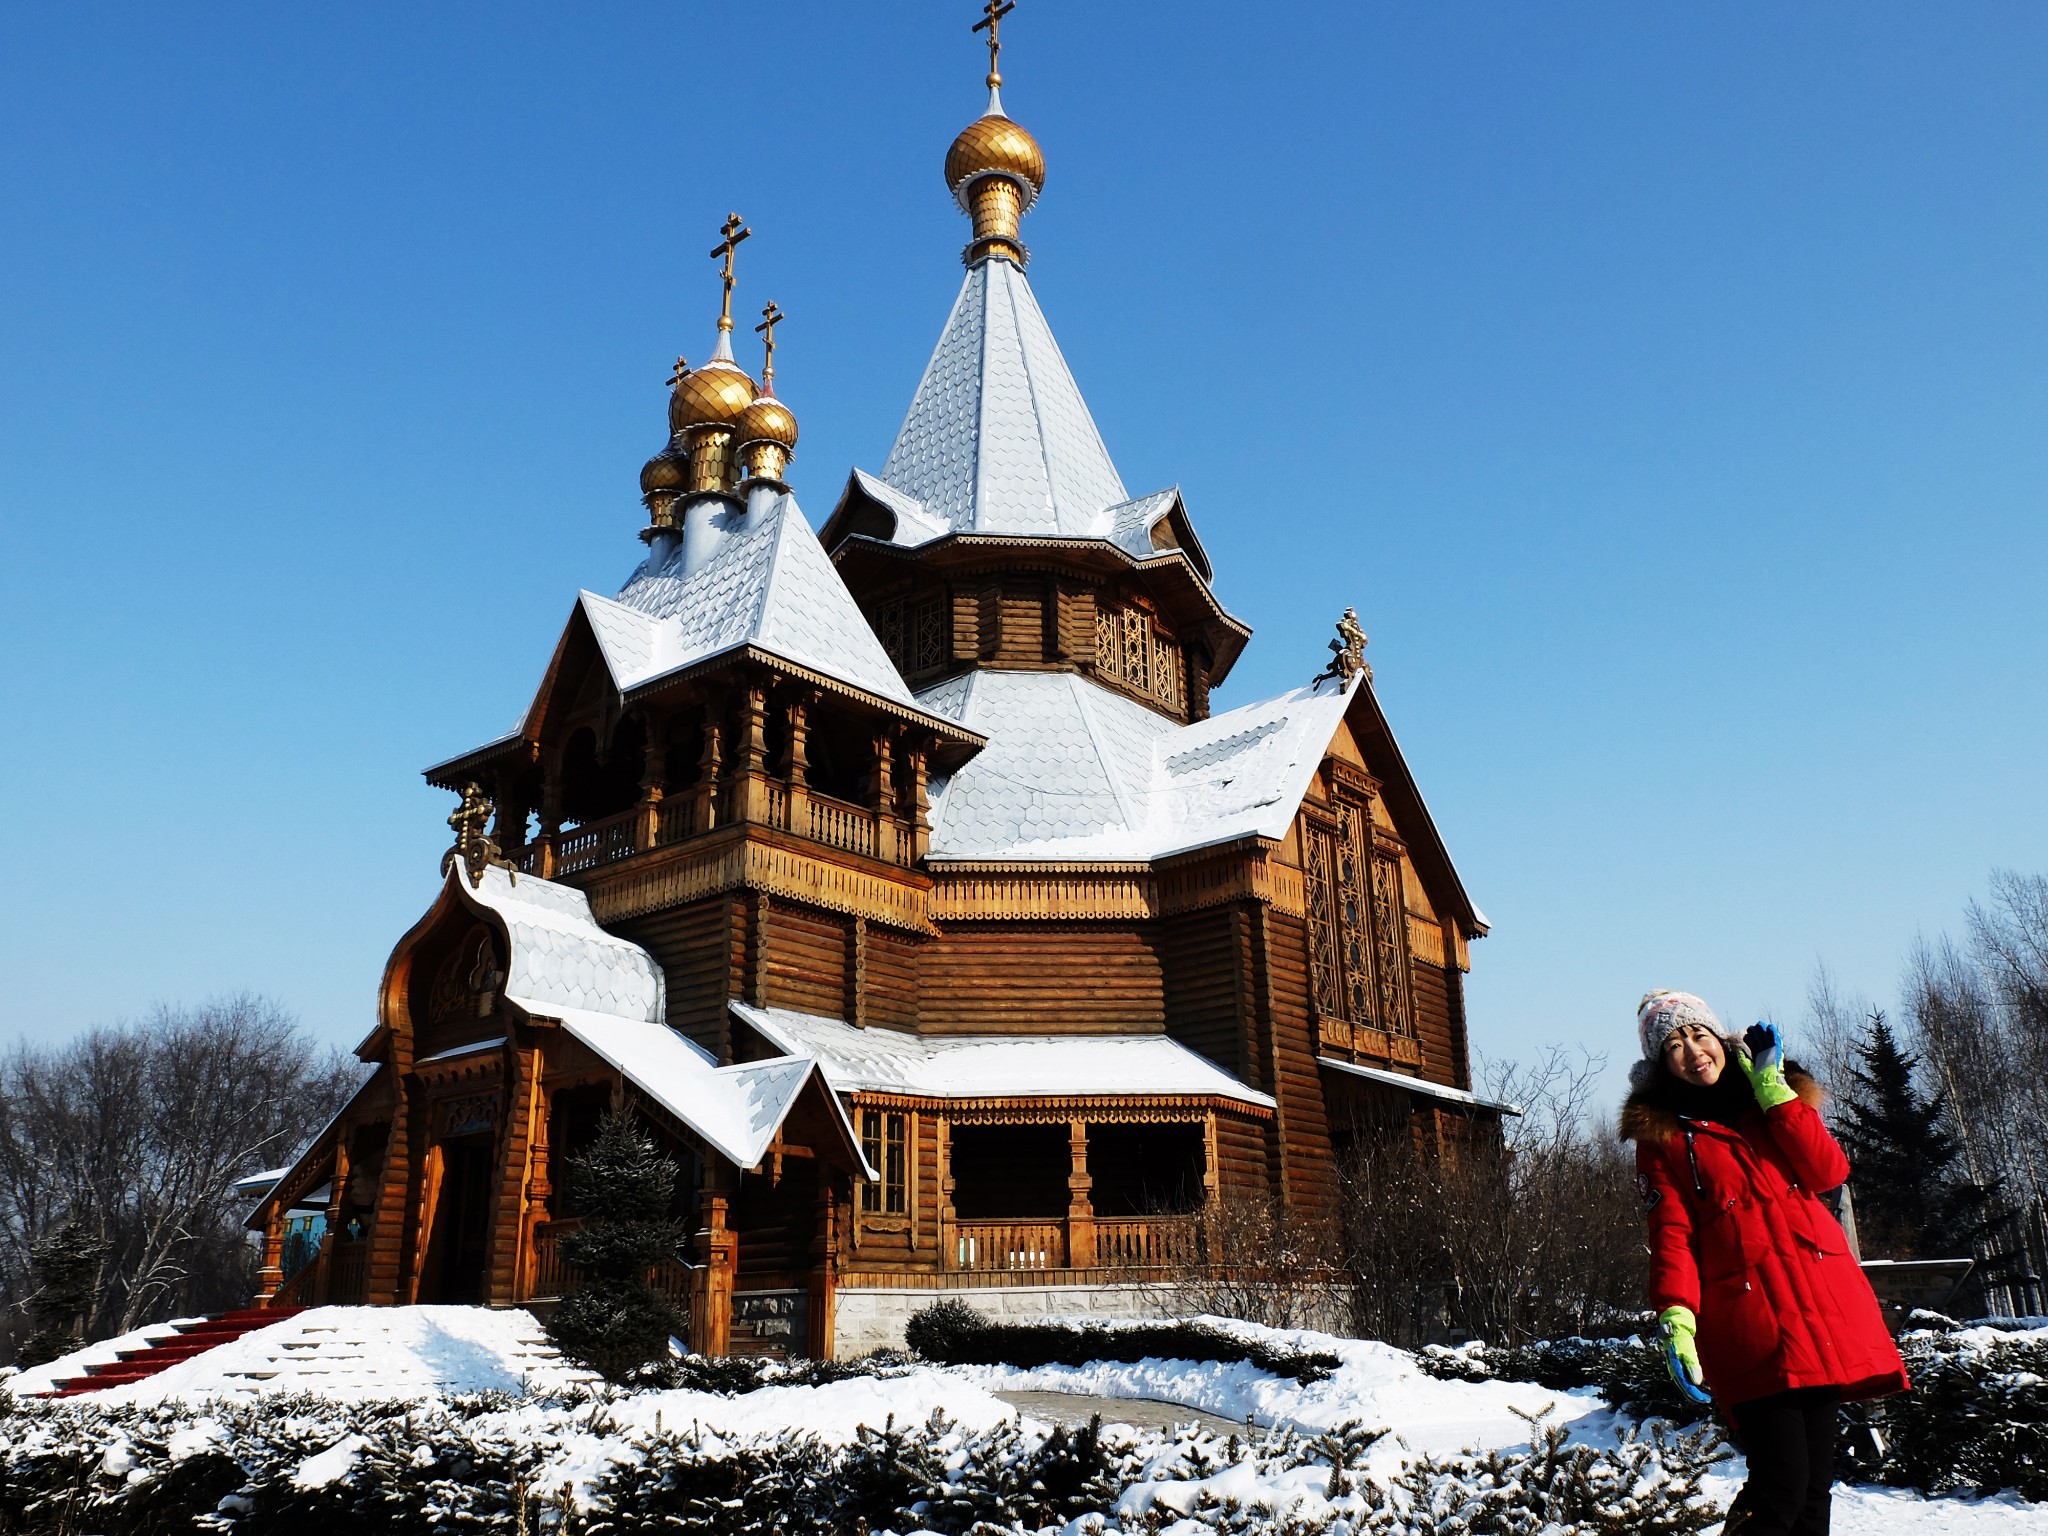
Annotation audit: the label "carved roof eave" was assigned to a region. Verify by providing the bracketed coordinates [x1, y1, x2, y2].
[843, 1089, 1276, 1122]
[831, 531, 1253, 683]
[423, 630, 989, 793]
[926, 832, 1280, 877]
[621, 641, 986, 764]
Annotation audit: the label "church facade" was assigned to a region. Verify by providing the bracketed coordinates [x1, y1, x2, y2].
[249, 24, 1495, 1359]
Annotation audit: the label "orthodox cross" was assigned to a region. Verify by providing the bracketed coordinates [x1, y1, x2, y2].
[754, 301, 785, 383]
[973, 0, 1015, 86]
[1312, 606, 1372, 688]
[666, 354, 689, 387]
[442, 781, 516, 888]
[708, 212, 750, 330]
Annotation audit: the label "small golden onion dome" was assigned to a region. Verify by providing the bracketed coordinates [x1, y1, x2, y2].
[945, 112, 1044, 212]
[668, 358, 757, 433]
[734, 391, 798, 454]
[639, 443, 688, 495]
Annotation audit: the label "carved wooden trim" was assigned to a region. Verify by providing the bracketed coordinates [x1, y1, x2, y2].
[583, 831, 937, 934]
[848, 1090, 1273, 1124]
[1407, 915, 1447, 967]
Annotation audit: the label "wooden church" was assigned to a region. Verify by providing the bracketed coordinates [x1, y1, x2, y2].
[249, 12, 1497, 1359]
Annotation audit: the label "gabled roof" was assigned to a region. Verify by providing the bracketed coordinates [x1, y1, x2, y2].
[913, 670, 1357, 863]
[605, 489, 917, 707]
[732, 1002, 1276, 1110]
[879, 257, 1127, 537]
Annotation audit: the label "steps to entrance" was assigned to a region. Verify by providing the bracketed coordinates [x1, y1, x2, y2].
[44, 1308, 306, 1398]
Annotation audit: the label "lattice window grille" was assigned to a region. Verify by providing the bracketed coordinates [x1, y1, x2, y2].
[1094, 601, 1187, 711]
[1304, 792, 1417, 1039]
[1303, 821, 1346, 1019]
[877, 597, 946, 679]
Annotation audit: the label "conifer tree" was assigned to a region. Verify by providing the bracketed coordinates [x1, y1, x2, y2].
[542, 1109, 691, 1381]
[16, 1223, 111, 1367]
[1839, 1012, 2003, 1266]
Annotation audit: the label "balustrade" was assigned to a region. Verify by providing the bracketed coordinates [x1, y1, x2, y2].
[1094, 1217, 1203, 1269]
[655, 797, 696, 845]
[554, 810, 638, 874]
[529, 1219, 692, 1303]
[953, 1221, 1065, 1272]
[807, 794, 878, 859]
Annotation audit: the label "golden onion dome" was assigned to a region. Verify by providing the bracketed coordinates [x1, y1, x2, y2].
[734, 390, 798, 453]
[945, 111, 1044, 212]
[639, 441, 688, 495]
[668, 357, 757, 433]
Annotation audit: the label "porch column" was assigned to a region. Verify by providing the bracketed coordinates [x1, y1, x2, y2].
[871, 730, 899, 864]
[1066, 1121, 1095, 1269]
[521, 1080, 554, 1303]
[691, 1168, 737, 1356]
[907, 744, 931, 862]
[736, 684, 770, 826]
[537, 774, 563, 879]
[694, 695, 724, 832]
[636, 721, 668, 850]
[937, 1117, 957, 1271]
[493, 767, 529, 858]
[809, 1176, 840, 1360]
[256, 1201, 288, 1306]
[318, 1138, 352, 1306]
[783, 689, 813, 835]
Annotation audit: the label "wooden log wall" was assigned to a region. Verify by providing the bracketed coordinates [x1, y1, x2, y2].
[920, 924, 1165, 1035]
[1158, 905, 1249, 1076]
[614, 896, 734, 1058]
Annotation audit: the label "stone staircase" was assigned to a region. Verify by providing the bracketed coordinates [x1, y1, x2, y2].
[44, 1308, 304, 1398]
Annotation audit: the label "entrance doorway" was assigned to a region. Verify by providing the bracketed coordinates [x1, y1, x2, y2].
[425, 1135, 495, 1303]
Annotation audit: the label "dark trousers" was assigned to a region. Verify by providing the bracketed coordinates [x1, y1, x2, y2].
[1725, 1388, 1840, 1536]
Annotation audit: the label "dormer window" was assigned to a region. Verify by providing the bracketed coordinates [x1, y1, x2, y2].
[1094, 602, 1185, 712]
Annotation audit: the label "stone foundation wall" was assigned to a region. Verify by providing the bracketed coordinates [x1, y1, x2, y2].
[832, 1283, 1180, 1359]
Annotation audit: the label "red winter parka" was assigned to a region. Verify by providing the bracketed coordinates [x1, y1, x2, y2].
[1620, 1067, 1908, 1406]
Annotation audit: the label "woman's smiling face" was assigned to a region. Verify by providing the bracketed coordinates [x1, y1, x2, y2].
[1663, 1023, 1727, 1087]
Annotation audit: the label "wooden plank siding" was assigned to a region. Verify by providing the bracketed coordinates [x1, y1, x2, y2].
[1159, 905, 1249, 1077]
[764, 901, 850, 1018]
[614, 896, 736, 1059]
[919, 924, 1166, 1035]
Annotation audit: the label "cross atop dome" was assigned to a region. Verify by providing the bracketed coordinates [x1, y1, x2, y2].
[948, 0, 1043, 267]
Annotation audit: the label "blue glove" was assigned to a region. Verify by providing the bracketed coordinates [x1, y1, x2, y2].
[1740, 1022, 1798, 1111]
[1658, 1305, 1712, 1405]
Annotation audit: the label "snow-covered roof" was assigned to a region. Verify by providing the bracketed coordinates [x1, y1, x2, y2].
[598, 488, 917, 708]
[879, 257, 1127, 538]
[1318, 1057, 1521, 1116]
[461, 864, 665, 1025]
[914, 671, 1359, 862]
[733, 1002, 1276, 1109]
[556, 1011, 873, 1176]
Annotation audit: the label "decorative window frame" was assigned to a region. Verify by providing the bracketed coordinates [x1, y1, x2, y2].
[1303, 765, 1417, 1045]
[1093, 599, 1186, 713]
[875, 592, 949, 680]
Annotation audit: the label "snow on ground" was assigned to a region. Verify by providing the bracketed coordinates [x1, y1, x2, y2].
[4, 1316, 200, 1396]
[13, 1305, 2046, 1529]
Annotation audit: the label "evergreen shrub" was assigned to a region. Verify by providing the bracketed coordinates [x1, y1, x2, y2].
[1419, 1330, 1706, 1425]
[903, 1299, 1341, 1383]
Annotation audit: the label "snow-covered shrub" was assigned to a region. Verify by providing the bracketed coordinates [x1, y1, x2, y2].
[0, 1387, 1731, 1534]
[903, 1302, 1341, 1383]
[659, 1350, 910, 1396]
[1875, 1319, 2048, 1499]
[1418, 1331, 1704, 1425]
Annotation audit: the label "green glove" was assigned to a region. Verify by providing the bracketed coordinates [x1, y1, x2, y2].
[1658, 1305, 1711, 1404]
[1738, 1022, 1798, 1111]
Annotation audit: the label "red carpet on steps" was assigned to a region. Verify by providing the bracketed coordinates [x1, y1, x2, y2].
[45, 1308, 305, 1398]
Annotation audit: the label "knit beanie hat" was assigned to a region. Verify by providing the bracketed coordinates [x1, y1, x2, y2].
[1637, 989, 1723, 1062]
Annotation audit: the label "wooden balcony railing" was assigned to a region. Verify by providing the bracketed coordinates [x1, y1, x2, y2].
[529, 1219, 693, 1303]
[1094, 1217, 1203, 1269]
[655, 796, 696, 845]
[953, 1221, 1066, 1272]
[329, 1238, 368, 1305]
[808, 795, 877, 859]
[554, 810, 639, 875]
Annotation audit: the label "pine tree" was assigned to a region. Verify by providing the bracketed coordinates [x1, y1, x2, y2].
[542, 1109, 691, 1381]
[16, 1222, 110, 1367]
[1840, 1012, 2004, 1265]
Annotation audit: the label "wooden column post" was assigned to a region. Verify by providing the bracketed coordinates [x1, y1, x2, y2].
[907, 744, 931, 862]
[521, 1079, 553, 1304]
[695, 696, 724, 832]
[256, 1201, 288, 1305]
[1066, 1120, 1095, 1270]
[317, 1138, 351, 1305]
[809, 1176, 840, 1360]
[737, 683, 770, 826]
[783, 689, 812, 836]
[537, 774, 563, 880]
[493, 767, 529, 859]
[871, 730, 899, 864]
[691, 1168, 737, 1357]
[937, 1116, 957, 1271]
[636, 721, 667, 851]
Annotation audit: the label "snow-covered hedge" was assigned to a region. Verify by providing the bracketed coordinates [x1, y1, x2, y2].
[905, 1299, 1343, 1384]
[0, 1385, 1729, 1534]
[1425, 1316, 2048, 1501]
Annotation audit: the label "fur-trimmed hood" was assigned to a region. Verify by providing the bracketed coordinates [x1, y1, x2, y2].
[1619, 1061, 1823, 1145]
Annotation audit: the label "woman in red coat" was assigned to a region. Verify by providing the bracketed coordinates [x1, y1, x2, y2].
[1621, 989, 1907, 1536]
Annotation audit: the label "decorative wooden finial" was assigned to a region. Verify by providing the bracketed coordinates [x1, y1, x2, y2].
[442, 781, 516, 888]
[973, 0, 1016, 90]
[1313, 606, 1371, 687]
[754, 301, 785, 386]
[708, 212, 751, 334]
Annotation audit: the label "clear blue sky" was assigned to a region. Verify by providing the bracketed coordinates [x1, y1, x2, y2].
[3, 3, 2043, 1093]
